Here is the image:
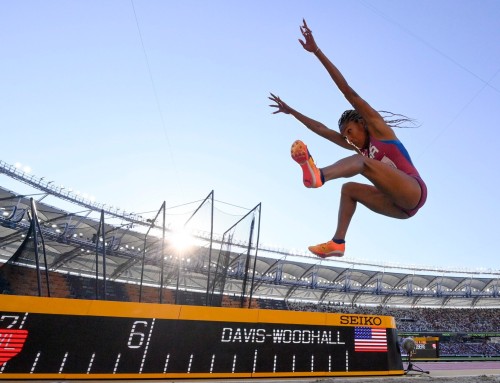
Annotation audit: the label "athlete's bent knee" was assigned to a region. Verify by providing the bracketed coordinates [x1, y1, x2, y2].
[340, 182, 362, 196]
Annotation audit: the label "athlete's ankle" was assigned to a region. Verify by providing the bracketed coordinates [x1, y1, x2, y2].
[332, 238, 345, 244]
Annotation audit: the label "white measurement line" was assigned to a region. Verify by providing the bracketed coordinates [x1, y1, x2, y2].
[273, 354, 277, 373]
[329, 354, 332, 372]
[187, 354, 193, 373]
[231, 354, 237, 373]
[87, 353, 95, 374]
[163, 354, 170, 373]
[345, 350, 349, 372]
[292, 354, 295, 373]
[139, 318, 155, 373]
[311, 354, 314, 372]
[19, 313, 28, 329]
[113, 353, 121, 374]
[30, 352, 41, 373]
[58, 352, 68, 373]
[0, 362, 7, 373]
[210, 354, 215, 373]
[252, 350, 258, 373]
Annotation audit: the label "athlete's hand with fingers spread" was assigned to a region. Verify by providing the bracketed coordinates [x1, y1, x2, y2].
[298, 19, 319, 53]
[269, 93, 292, 114]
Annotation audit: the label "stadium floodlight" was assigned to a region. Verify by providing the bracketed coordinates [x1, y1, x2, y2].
[402, 338, 429, 375]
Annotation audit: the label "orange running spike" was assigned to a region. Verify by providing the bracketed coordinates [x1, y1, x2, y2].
[308, 240, 345, 258]
[290, 140, 323, 188]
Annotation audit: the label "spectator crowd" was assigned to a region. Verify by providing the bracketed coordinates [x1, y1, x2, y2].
[283, 300, 500, 357]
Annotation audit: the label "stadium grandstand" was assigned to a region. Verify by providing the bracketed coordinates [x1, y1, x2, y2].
[2, 159, 500, 359]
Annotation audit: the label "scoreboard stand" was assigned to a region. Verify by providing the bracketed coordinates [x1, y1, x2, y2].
[405, 357, 429, 375]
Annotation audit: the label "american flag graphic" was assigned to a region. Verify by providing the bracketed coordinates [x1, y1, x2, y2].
[354, 327, 387, 352]
[0, 329, 28, 364]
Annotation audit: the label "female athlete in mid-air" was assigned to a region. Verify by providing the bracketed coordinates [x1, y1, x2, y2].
[269, 19, 427, 258]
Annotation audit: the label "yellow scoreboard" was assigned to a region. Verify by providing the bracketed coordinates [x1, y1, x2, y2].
[0, 295, 404, 379]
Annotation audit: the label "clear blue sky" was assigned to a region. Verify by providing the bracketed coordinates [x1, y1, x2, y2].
[1, 1, 499, 270]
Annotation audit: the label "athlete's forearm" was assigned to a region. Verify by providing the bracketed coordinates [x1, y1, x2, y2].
[313, 48, 382, 130]
[289, 108, 351, 149]
[289, 108, 327, 135]
[314, 49, 357, 103]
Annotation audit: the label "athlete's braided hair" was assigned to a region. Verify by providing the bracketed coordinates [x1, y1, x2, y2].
[338, 109, 418, 131]
[338, 110, 362, 130]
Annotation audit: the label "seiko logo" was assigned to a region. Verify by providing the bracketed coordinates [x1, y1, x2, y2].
[340, 315, 382, 326]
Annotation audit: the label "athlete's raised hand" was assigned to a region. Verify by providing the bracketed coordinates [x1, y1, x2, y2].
[269, 93, 292, 114]
[298, 19, 319, 53]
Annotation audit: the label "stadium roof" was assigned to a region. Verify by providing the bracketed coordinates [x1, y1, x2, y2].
[2, 161, 500, 308]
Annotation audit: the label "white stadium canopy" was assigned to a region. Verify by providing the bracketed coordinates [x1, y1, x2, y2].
[1, 160, 500, 309]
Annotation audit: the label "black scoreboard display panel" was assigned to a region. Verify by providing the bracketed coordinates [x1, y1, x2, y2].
[0, 295, 403, 379]
[413, 337, 439, 359]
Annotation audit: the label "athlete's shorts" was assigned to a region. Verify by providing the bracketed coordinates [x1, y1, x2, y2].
[400, 176, 427, 217]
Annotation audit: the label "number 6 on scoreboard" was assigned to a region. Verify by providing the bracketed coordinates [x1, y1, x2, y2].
[127, 321, 148, 349]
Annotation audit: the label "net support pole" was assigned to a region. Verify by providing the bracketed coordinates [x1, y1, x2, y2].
[100, 210, 107, 300]
[141, 201, 166, 303]
[159, 201, 166, 303]
[247, 204, 261, 308]
[29, 199, 43, 297]
[240, 217, 254, 308]
[95, 210, 107, 300]
[205, 191, 214, 306]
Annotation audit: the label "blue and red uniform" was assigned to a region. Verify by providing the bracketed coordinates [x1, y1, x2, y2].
[361, 136, 427, 217]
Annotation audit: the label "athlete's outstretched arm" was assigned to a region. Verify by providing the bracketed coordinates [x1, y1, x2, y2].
[269, 93, 355, 151]
[299, 19, 396, 140]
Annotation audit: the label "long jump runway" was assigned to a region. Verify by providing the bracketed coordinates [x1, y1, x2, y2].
[402, 360, 500, 380]
[423, 360, 500, 373]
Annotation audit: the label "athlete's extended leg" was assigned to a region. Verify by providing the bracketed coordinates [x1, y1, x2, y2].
[308, 182, 409, 258]
[334, 182, 409, 239]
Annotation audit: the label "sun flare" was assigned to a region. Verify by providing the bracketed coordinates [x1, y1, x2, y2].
[169, 227, 194, 252]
